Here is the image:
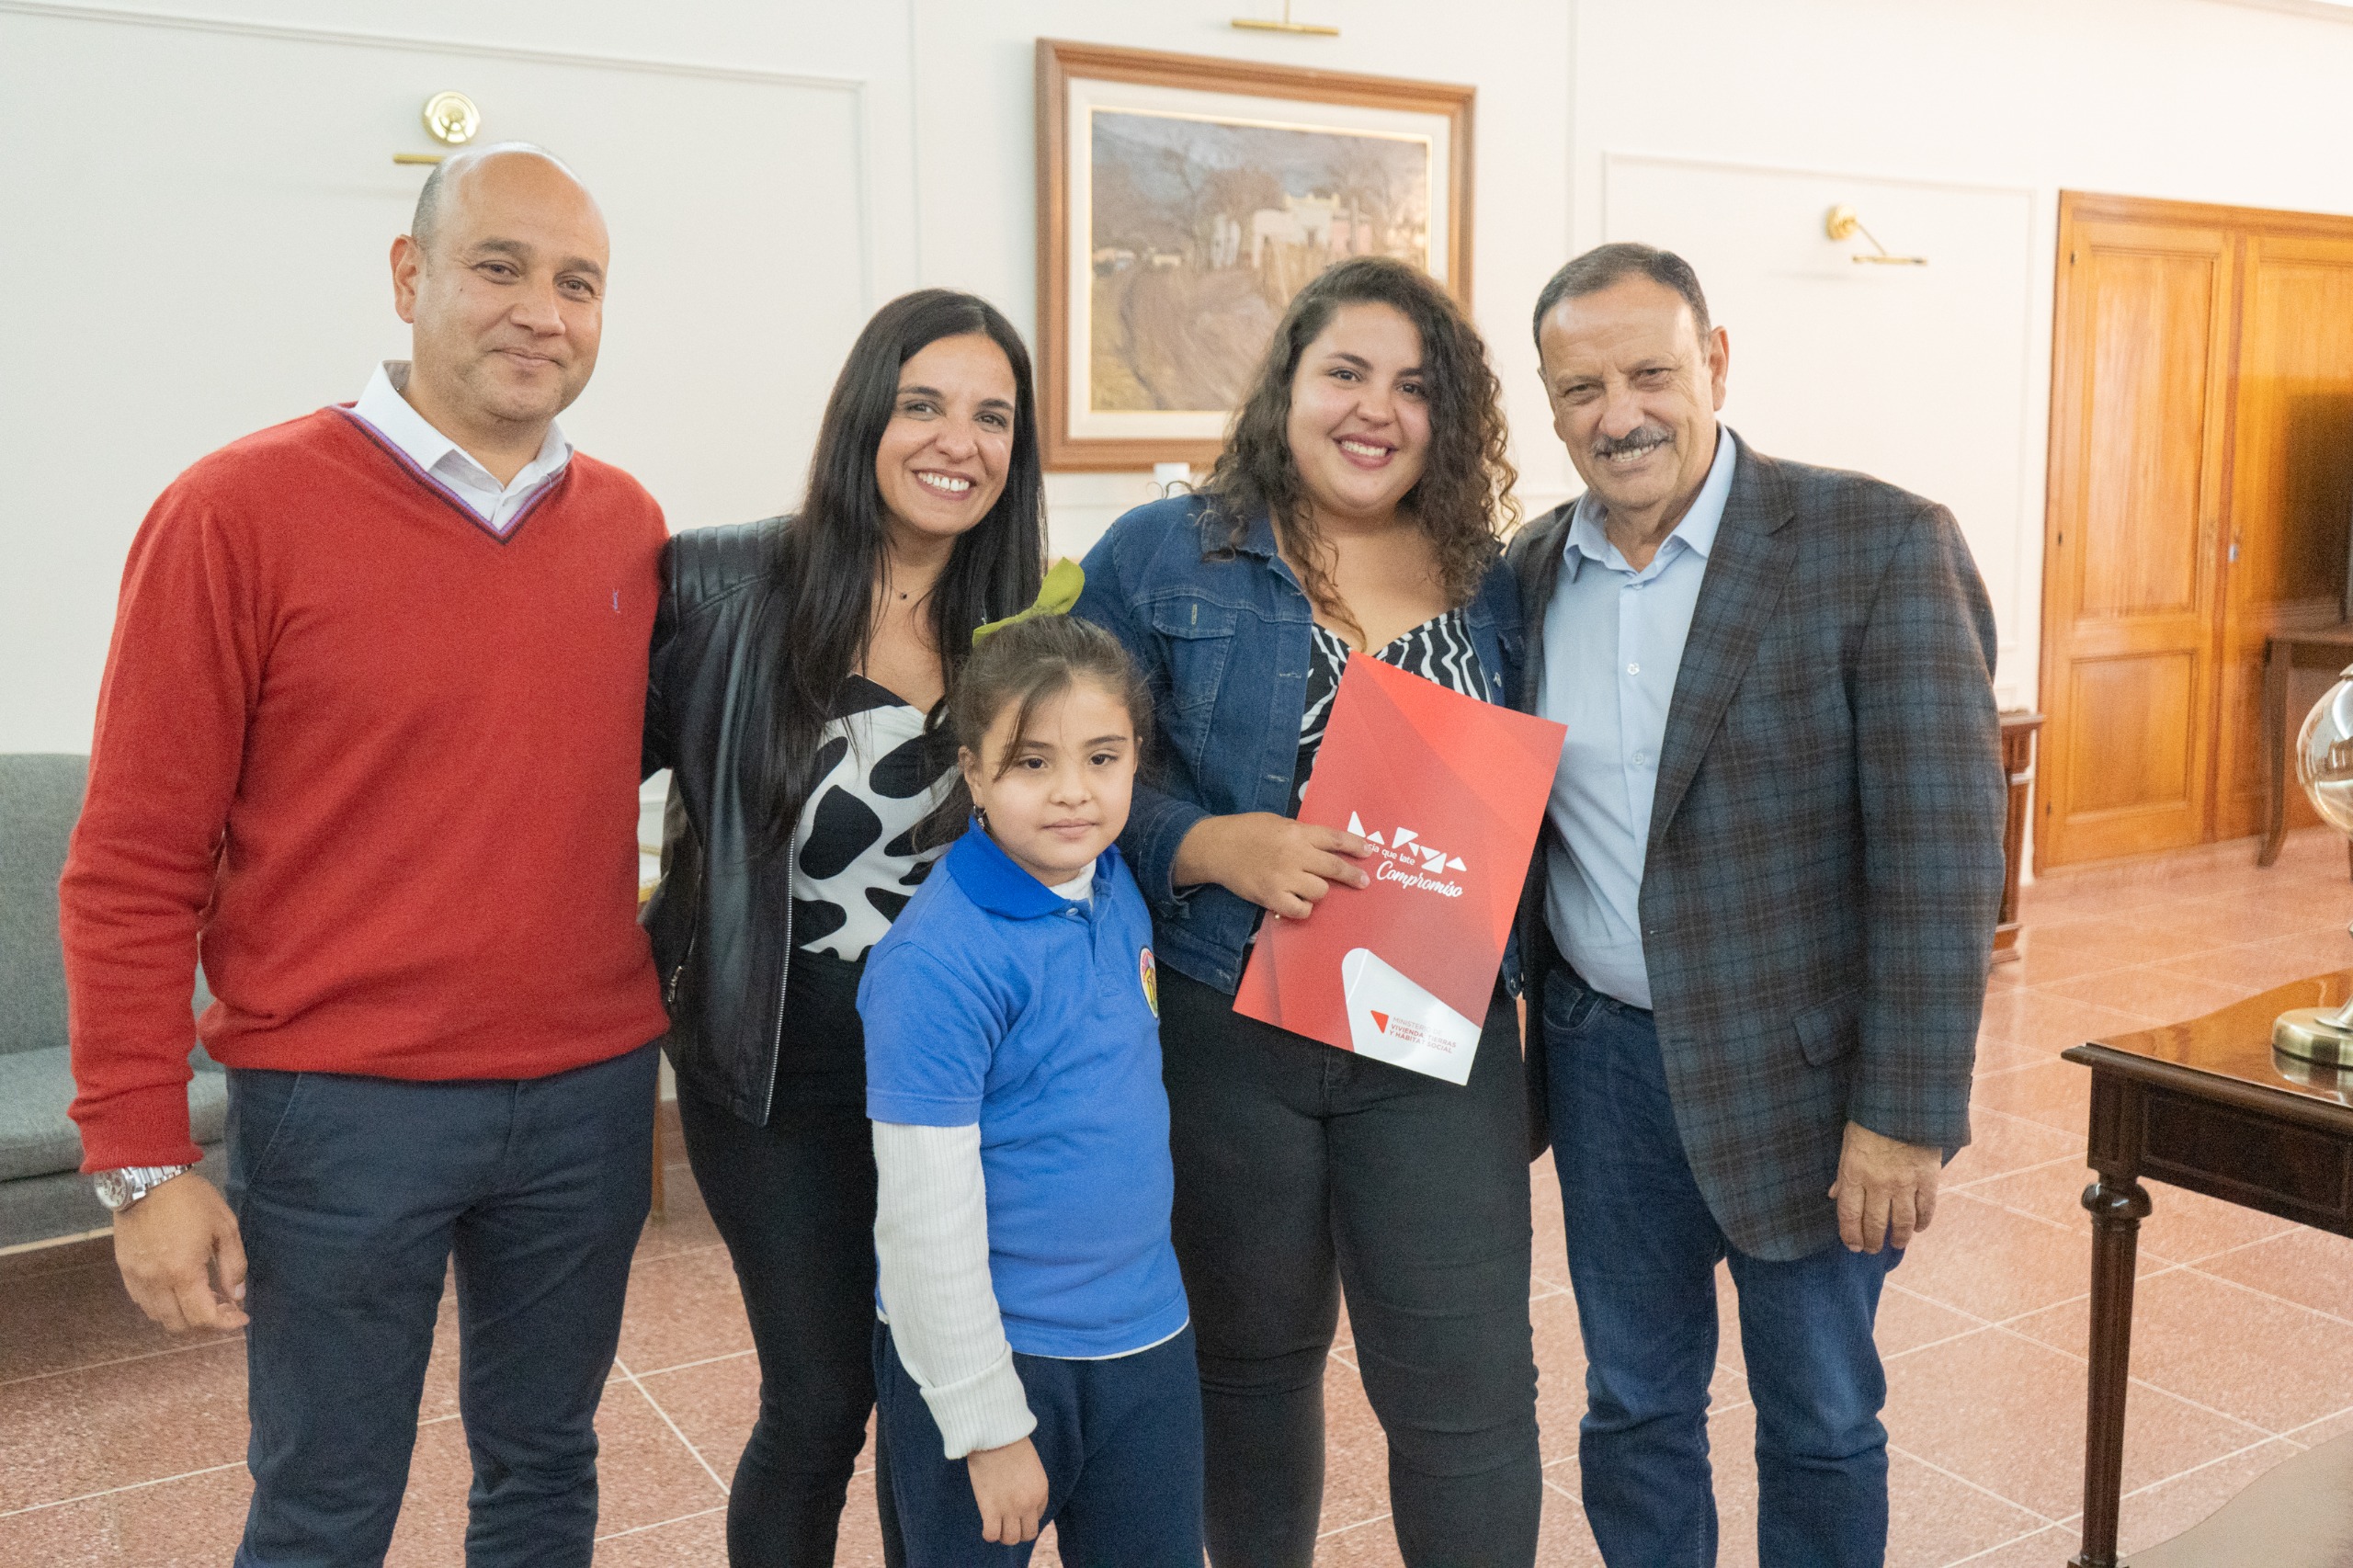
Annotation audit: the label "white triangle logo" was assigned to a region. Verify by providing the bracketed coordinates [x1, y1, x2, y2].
[1347, 812, 1367, 838]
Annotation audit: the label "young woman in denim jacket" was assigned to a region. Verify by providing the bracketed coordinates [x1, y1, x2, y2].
[1074, 256, 1540, 1566]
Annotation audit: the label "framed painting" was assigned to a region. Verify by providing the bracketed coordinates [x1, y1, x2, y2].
[1037, 40, 1474, 472]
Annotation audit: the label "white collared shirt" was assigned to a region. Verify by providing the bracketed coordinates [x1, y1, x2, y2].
[1537, 427, 1739, 1009]
[347, 361, 571, 536]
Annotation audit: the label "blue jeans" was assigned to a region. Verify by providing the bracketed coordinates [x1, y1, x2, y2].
[874, 1322, 1205, 1568]
[223, 1043, 658, 1568]
[1544, 980, 1897, 1568]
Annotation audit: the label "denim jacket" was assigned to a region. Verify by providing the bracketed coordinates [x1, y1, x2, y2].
[1074, 494, 1528, 993]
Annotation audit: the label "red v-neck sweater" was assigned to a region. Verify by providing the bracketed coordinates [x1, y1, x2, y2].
[63, 408, 672, 1168]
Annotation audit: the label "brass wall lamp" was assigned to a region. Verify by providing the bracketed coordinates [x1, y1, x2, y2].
[1233, 2, 1339, 35]
[1825, 205, 1927, 266]
[392, 91, 481, 166]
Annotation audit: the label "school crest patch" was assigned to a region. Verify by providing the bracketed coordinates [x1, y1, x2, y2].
[1139, 947, 1158, 1017]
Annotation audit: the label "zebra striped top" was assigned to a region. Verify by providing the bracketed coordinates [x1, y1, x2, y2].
[1291, 609, 1487, 816]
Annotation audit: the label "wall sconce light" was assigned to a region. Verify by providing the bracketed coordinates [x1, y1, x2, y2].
[1825, 205, 1927, 266]
[1233, 2, 1338, 36]
[393, 90, 482, 167]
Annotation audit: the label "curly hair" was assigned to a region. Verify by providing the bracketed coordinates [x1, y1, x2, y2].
[1201, 256, 1518, 636]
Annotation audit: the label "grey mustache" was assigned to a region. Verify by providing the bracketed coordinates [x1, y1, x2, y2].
[1593, 426, 1673, 459]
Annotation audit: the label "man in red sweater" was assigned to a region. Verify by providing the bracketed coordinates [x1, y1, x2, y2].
[61, 143, 670, 1566]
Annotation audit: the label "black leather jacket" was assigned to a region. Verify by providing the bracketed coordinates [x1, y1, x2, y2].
[642, 518, 798, 1126]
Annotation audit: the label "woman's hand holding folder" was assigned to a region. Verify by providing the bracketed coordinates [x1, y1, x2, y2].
[1173, 812, 1372, 920]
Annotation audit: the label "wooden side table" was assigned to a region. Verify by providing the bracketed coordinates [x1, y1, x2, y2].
[2259, 625, 2353, 869]
[1995, 711, 2043, 963]
[2061, 973, 2353, 1567]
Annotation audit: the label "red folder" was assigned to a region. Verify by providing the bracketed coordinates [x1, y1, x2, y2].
[1233, 653, 1566, 1083]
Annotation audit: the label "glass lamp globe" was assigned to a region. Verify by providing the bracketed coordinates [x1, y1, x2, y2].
[2272, 664, 2353, 1065]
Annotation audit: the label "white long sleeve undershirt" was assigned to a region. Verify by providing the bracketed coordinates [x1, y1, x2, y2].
[869, 867, 1097, 1460]
[872, 1119, 1036, 1459]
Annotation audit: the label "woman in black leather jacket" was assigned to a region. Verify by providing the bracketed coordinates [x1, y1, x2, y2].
[642, 290, 1045, 1566]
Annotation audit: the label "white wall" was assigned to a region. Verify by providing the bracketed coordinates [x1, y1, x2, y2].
[1569, 0, 2353, 709]
[7, 0, 2353, 750]
[0, 1, 913, 753]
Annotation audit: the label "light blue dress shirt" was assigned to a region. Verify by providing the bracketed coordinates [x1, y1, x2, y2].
[1538, 428, 1739, 1009]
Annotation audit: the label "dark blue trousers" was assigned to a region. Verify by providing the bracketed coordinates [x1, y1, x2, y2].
[222, 1042, 658, 1568]
[1544, 980, 1898, 1568]
[875, 1322, 1205, 1568]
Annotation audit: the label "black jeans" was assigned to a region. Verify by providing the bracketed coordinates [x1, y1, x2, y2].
[676, 1073, 903, 1568]
[224, 1043, 657, 1568]
[1160, 971, 1541, 1568]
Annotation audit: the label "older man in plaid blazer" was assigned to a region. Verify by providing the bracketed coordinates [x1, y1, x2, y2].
[1510, 243, 2006, 1568]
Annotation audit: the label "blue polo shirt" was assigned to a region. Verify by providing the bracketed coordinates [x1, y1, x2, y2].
[858, 823, 1188, 1360]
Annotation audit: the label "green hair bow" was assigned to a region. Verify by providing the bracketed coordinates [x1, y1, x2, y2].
[972, 557, 1085, 643]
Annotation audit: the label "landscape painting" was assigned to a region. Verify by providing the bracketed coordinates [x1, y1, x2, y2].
[1038, 40, 1473, 470]
[1086, 109, 1431, 415]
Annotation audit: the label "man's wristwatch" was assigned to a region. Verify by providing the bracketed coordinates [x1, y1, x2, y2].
[92, 1165, 192, 1212]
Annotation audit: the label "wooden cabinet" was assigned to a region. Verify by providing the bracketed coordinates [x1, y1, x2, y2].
[2038, 195, 2353, 870]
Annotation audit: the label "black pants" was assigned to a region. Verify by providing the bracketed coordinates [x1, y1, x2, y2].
[225, 1043, 657, 1568]
[676, 1073, 903, 1568]
[1161, 971, 1541, 1568]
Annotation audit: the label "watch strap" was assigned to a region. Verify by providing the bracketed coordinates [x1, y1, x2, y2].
[93, 1164, 192, 1210]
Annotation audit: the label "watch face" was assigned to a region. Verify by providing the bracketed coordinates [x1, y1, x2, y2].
[93, 1170, 132, 1210]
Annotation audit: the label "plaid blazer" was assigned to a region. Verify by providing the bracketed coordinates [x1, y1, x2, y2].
[1508, 436, 2007, 1261]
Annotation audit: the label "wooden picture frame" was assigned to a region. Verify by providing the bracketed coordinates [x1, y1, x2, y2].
[1036, 39, 1474, 472]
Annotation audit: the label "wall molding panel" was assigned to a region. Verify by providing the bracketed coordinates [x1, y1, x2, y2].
[0, 0, 867, 89]
[0, 0, 884, 324]
[1601, 147, 2041, 210]
[0, 0, 883, 749]
[1600, 149, 2047, 708]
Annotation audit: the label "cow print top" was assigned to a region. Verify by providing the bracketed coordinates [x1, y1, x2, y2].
[792, 676, 958, 960]
[782, 676, 956, 1093]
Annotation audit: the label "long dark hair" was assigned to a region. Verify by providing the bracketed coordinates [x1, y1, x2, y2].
[762, 290, 1046, 849]
[1202, 256, 1518, 636]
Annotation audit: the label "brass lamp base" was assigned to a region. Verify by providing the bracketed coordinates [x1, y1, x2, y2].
[2273, 1007, 2353, 1066]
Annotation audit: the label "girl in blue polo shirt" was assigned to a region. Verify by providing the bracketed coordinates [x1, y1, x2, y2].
[858, 604, 1199, 1566]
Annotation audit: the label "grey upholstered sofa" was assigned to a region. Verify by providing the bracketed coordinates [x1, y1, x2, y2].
[0, 754, 222, 1251]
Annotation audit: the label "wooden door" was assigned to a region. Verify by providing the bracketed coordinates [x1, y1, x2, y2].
[2212, 232, 2353, 837]
[2039, 201, 2237, 866]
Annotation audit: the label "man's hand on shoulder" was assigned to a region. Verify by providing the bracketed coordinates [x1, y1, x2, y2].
[1828, 1121, 1943, 1254]
[114, 1173, 248, 1333]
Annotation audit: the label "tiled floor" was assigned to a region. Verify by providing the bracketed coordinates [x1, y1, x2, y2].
[7, 827, 2353, 1566]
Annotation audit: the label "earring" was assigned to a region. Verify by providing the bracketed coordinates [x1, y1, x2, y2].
[974, 805, 989, 830]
